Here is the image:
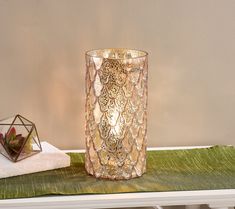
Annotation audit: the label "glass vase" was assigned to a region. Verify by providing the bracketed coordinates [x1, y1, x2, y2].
[85, 49, 148, 180]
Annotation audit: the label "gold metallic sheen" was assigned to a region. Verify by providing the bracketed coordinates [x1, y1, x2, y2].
[85, 49, 148, 180]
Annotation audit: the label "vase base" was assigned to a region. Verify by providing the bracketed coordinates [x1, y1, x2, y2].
[85, 167, 146, 180]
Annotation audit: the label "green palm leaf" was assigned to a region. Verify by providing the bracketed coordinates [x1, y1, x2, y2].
[0, 145, 234, 199]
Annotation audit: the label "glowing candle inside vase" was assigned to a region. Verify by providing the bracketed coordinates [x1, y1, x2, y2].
[85, 49, 148, 180]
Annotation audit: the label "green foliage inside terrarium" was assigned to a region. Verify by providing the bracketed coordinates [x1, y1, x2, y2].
[0, 127, 32, 158]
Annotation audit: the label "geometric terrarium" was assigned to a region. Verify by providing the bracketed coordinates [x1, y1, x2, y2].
[0, 114, 42, 162]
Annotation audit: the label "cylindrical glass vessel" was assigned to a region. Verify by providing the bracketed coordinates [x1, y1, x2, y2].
[85, 49, 148, 180]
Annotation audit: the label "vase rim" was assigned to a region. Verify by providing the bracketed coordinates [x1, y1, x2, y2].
[85, 48, 148, 60]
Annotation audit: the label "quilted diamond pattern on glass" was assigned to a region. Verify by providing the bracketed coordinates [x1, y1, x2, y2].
[85, 49, 148, 180]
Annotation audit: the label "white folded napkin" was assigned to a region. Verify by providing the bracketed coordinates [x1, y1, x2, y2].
[0, 141, 70, 179]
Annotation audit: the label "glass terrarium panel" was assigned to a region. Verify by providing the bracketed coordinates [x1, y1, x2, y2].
[17, 125, 41, 161]
[0, 116, 15, 125]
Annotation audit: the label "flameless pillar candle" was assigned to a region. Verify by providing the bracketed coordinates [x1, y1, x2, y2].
[85, 49, 148, 180]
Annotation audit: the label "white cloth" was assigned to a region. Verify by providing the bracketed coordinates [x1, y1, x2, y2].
[0, 141, 70, 179]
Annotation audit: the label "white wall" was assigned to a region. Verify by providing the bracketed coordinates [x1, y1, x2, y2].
[0, 0, 234, 149]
